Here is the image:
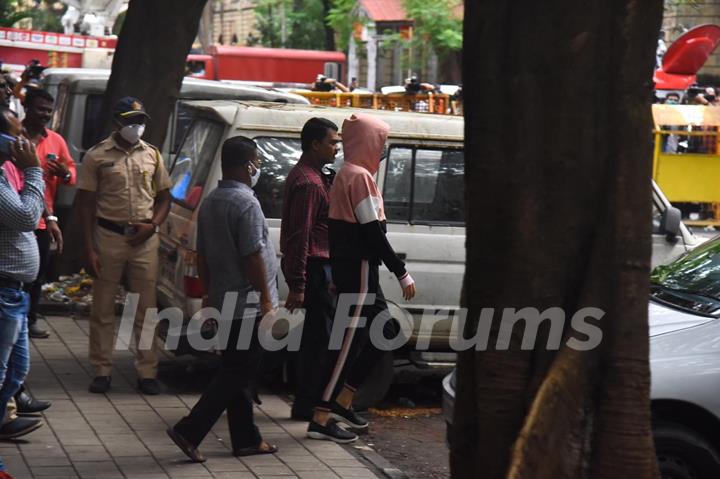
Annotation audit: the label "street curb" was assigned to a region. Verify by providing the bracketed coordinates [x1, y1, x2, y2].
[272, 393, 410, 479]
[353, 446, 410, 479]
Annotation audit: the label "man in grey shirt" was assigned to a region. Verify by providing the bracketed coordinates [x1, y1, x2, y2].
[167, 136, 279, 463]
[0, 106, 45, 474]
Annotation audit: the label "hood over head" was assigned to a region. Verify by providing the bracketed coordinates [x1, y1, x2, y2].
[341, 113, 389, 175]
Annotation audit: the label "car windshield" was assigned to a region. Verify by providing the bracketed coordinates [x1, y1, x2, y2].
[651, 237, 720, 315]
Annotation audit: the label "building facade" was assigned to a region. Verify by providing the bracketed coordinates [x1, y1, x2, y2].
[207, 0, 259, 46]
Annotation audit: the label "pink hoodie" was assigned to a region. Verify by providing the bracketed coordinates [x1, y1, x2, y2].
[329, 113, 389, 224]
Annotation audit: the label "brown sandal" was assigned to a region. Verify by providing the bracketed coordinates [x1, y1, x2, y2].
[233, 440, 278, 457]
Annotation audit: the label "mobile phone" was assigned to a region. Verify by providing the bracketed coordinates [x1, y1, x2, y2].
[46, 153, 57, 162]
[0, 133, 16, 156]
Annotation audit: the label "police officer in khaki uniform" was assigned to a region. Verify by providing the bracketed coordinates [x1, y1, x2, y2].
[76, 97, 172, 395]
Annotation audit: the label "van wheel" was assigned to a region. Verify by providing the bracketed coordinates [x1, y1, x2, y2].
[654, 422, 720, 479]
[352, 351, 394, 411]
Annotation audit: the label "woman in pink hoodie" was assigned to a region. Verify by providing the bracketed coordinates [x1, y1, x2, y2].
[306, 113, 416, 443]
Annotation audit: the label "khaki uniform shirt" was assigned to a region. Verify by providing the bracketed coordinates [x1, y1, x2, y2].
[77, 135, 171, 223]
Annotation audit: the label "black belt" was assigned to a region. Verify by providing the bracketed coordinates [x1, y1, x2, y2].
[0, 277, 24, 290]
[97, 217, 126, 235]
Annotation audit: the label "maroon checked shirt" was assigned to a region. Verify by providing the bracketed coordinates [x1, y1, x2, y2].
[280, 159, 332, 293]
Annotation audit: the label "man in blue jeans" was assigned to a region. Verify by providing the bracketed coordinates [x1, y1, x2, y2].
[0, 106, 45, 478]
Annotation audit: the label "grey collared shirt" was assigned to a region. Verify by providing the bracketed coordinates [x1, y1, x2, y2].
[197, 180, 278, 318]
[0, 165, 45, 283]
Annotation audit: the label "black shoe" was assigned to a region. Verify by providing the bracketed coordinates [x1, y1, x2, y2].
[88, 376, 111, 394]
[14, 390, 51, 415]
[28, 322, 49, 339]
[331, 403, 368, 430]
[0, 417, 43, 440]
[137, 378, 160, 395]
[306, 419, 358, 444]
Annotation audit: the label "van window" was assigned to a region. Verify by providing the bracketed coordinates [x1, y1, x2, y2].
[383, 146, 465, 225]
[83, 94, 105, 149]
[51, 83, 68, 132]
[254, 137, 343, 219]
[169, 119, 224, 210]
[172, 103, 194, 155]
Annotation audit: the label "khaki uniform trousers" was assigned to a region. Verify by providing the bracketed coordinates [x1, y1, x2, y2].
[89, 225, 160, 378]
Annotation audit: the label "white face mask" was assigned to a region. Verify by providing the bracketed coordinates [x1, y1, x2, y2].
[120, 124, 145, 144]
[249, 163, 261, 188]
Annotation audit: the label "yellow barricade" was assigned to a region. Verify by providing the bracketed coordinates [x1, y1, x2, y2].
[653, 104, 720, 225]
[292, 91, 455, 115]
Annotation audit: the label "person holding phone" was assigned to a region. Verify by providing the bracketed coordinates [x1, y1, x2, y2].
[20, 87, 76, 339]
[0, 106, 45, 478]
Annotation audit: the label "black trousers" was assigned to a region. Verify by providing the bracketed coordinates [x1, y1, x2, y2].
[24, 229, 51, 325]
[292, 259, 335, 413]
[316, 259, 396, 410]
[174, 316, 262, 451]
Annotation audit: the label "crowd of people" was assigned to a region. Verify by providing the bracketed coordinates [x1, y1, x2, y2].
[0, 68, 417, 474]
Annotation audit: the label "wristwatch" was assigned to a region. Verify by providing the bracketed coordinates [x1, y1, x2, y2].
[46, 215, 58, 223]
[152, 222, 160, 234]
[63, 172, 71, 182]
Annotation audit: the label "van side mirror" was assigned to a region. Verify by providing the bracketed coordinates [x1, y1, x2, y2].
[661, 206, 682, 242]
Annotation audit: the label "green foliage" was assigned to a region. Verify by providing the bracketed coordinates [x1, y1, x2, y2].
[326, 0, 358, 51]
[0, 0, 33, 28]
[32, 1, 66, 33]
[0, 0, 65, 31]
[402, 0, 462, 55]
[255, 0, 327, 50]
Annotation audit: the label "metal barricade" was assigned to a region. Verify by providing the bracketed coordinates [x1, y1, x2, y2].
[293, 91, 455, 115]
[653, 104, 720, 225]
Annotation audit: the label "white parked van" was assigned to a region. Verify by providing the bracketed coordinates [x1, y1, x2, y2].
[45, 74, 309, 275]
[155, 100, 700, 402]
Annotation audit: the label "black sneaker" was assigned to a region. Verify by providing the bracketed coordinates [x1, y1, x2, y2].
[306, 419, 358, 444]
[88, 376, 111, 394]
[331, 403, 368, 430]
[0, 417, 43, 439]
[137, 378, 161, 395]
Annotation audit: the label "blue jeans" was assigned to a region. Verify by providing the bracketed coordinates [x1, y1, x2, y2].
[0, 287, 30, 472]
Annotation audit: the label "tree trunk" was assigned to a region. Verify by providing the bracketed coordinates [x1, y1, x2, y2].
[451, 1, 663, 478]
[320, 0, 336, 51]
[103, 0, 208, 148]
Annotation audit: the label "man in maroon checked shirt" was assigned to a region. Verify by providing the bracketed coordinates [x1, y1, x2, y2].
[280, 117, 341, 421]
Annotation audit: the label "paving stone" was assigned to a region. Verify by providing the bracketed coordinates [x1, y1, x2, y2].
[247, 464, 294, 475]
[296, 471, 339, 479]
[18, 315, 396, 479]
[29, 465, 78, 478]
[332, 467, 378, 478]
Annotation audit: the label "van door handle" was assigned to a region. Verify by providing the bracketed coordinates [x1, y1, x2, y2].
[397, 252, 407, 260]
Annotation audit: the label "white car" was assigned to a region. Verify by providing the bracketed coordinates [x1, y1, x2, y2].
[443, 234, 720, 478]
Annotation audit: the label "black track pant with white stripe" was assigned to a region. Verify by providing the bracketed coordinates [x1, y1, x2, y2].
[315, 259, 397, 411]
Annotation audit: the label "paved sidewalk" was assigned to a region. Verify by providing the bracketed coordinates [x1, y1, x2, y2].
[0, 315, 381, 479]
